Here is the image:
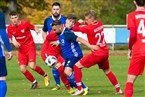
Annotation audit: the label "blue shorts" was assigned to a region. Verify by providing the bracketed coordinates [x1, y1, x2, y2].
[64, 56, 82, 68]
[0, 56, 7, 77]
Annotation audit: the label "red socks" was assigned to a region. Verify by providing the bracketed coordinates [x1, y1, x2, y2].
[125, 82, 133, 97]
[106, 71, 121, 92]
[73, 65, 82, 90]
[34, 66, 45, 76]
[58, 65, 71, 90]
[23, 70, 35, 82]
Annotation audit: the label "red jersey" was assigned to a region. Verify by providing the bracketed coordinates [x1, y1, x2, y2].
[41, 31, 61, 58]
[127, 9, 145, 56]
[73, 21, 107, 48]
[7, 20, 35, 51]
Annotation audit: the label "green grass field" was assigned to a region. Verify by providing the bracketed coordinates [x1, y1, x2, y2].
[5, 50, 145, 97]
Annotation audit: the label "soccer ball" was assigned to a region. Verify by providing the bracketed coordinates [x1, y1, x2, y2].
[45, 56, 57, 67]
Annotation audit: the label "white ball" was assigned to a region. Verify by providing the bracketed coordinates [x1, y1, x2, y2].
[45, 56, 57, 67]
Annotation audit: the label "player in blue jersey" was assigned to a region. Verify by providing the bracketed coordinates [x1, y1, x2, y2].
[42, 2, 66, 90]
[51, 20, 98, 95]
[0, 11, 13, 97]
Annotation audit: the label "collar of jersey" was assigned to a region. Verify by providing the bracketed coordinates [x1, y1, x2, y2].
[52, 15, 61, 20]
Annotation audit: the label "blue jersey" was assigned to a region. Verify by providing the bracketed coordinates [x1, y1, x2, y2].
[0, 11, 12, 57]
[58, 27, 83, 60]
[43, 15, 66, 33]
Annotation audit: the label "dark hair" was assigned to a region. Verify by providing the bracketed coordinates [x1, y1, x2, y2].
[85, 10, 97, 19]
[52, 2, 61, 7]
[67, 14, 77, 20]
[52, 20, 62, 26]
[135, 0, 145, 6]
[9, 11, 17, 16]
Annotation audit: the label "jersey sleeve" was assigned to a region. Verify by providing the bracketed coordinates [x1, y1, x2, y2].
[127, 13, 135, 29]
[26, 21, 35, 30]
[7, 26, 13, 38]
[42, 18, 49, 32]
[0, 12, 12, 52]
[64, 31, 78, 42]
[73, 22, 90, 34]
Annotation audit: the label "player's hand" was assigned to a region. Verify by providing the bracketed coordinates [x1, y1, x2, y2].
[50, 41, 59, 47]
[35, 27, 41, 35]
[78, 19, 85, 25]
[12, 41, 21, 48]
[89, 45, 100, 52]
[7, 51, 13, 61]
[128, 49, 132, 60]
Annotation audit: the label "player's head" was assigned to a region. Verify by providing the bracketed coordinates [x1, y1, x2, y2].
[84, 10, 96, 25]
[134, 0, 145, 7]
[52, 2, 61, 18]
[52, 20, 63, 35]
[9, 11, 19, 26]
[66, 14, 77, 29]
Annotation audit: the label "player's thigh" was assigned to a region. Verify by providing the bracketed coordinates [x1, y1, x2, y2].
[80, 53, 107, 68]
[0, 56, 7, 77]
[27, 47, 36, 63]
[98, 56, 109, 70]
[128, 56, 145, 76]
[18, 52, 28, 65]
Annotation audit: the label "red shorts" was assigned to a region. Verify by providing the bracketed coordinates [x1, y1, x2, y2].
[18, 46, 36, 65]
[80, 50, 109, 70]
[128, 55, 145, 76]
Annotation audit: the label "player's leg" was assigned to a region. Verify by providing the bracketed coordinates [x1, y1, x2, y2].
[18, 52, 38, 89]
[124, 74, 136, 97]
[55, 63, 74, 93]
[99, 56, 123, 94]
[125, 56, 145, 97]
[29, 48, 50, 86]
[0, 57, 7, 97]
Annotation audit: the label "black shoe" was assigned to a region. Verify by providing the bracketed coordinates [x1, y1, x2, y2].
[31, 81, 39, 89]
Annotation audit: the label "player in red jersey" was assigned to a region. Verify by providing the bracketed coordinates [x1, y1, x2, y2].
[7, 11, 50, 89]
[72, 10, 123, 95]
[125, 0, 145, 97]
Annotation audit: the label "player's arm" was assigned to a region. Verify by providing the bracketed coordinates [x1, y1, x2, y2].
[128, 27, 136, 59]
[26, 21, 40, 34]
[9, 38, 20, 48]
[72, 20, 89, 34]
[0, 12, 13, 60]
[42, 18, 49, 40]
[65, 31, 99, 51]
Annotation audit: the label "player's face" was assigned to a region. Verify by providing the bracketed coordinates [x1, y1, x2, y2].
[52, 6, 61, 18]
[85, 16, 94, 25]
[10, 15, 19, 26]
[66, 19, 75, 29]
[52, 25, 62, 35]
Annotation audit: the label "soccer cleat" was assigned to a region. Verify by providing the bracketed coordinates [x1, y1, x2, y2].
[51, 84, 61, 90]
[115, 89, 124, 95]
[44, 74, 50, 86]
[31, 81, 39, 89]
[68, 88, 75, 94]
[83, 87, 89, 95]
[72, 89, 84, 96]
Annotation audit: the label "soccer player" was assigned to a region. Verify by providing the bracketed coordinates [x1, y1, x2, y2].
[7, 11, 49, 89]
[42, 14, 89, 95]
[42, 2, 66, 90]
[51, 19, 98, 95]
[125, 0, 145, 97]
[72, 10, 123, 95]
[0, 11, 13, 97]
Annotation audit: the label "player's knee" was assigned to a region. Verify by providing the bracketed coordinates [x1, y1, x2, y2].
[64, 69, 72, 77]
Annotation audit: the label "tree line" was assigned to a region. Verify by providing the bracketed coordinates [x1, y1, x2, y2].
[0, 0, 134, 24]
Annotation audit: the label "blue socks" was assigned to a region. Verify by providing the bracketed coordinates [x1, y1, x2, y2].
[67, 72, 86, 89]
[52, 68, 60, 85]
[0, 80, 7, 97]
